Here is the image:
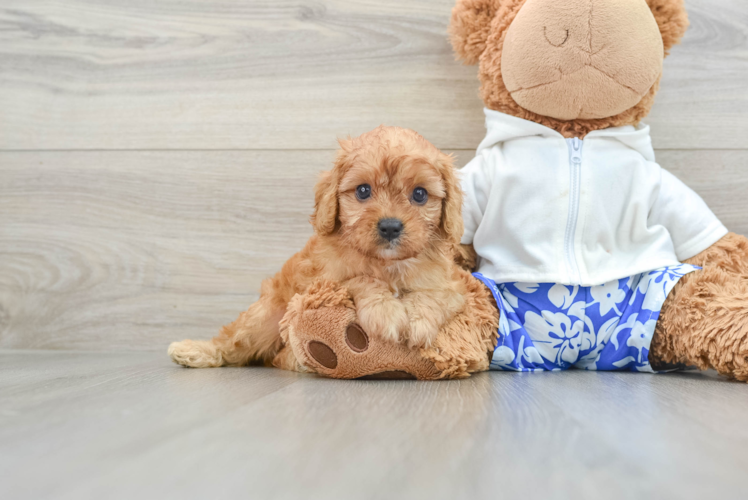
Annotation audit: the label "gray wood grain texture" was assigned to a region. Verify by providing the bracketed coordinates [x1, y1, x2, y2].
[0, 0, 746, 150]
[1, 149, 746, 351]
[1, 351, 747, 500]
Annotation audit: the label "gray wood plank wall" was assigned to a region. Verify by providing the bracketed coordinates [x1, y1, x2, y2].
[1, 0, 747, 351]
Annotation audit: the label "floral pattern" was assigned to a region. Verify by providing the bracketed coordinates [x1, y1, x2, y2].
[474, 264, 700, 373]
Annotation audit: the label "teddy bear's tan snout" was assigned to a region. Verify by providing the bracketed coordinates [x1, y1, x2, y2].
[501, 0, 664, 121]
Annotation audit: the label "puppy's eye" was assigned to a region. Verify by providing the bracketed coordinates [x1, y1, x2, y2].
[355, 184, 371, 201]
[411, 187, 428, 205]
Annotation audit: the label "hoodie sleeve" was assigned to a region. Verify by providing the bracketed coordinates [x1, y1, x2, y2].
[649, 167, 728, 261]
[459, 151, 493, 245]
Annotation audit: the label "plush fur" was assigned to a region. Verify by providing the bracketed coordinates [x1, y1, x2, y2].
[500, 0, 665, 120]
[450, 0, 748, 381]
[169, 126, 498, 377]
[449, 0, 689, 138]
[651, 234, 748, 381]
[279, 276, 498, 380]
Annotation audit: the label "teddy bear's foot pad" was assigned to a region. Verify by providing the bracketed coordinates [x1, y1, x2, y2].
[304, 325, 417, 379]
[285, 301, 441, 380]
[306, 341, 339, 369]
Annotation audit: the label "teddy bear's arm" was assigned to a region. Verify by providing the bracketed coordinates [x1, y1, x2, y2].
[648, 168, 728, 261]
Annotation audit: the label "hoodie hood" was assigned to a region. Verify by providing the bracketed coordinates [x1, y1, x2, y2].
[477, 108, 656, 163]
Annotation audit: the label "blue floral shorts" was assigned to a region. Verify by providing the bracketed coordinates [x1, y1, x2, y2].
[473, 265, 700, 373]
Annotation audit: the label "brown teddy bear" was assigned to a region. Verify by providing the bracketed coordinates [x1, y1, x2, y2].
[448, 0, 748, 379]
[282, 0, 748, 381]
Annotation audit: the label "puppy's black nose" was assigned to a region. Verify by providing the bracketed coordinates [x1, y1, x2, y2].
[378, 218, 404, 242]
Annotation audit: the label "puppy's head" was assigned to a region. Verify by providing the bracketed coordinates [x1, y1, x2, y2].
[311, 126, 463, 261]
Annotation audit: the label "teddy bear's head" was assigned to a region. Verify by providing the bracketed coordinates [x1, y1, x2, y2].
[449, 0, 689, 137]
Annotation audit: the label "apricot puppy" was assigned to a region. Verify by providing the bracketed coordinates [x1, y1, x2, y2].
[169, 126, 467, 369]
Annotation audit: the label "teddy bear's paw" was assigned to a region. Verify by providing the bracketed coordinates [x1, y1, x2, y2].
[305, 324, 370, 372]
[729, 355, 748, 383]
[283, 301, 441, 380]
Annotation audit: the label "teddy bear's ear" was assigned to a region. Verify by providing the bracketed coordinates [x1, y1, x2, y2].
[647, 0, 689, 55]
[449, 0, 502, 65]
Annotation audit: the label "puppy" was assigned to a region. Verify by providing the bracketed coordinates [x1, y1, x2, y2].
[169, 126, 468, 369]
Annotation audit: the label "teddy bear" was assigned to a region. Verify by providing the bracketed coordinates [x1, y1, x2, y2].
[281, 0, 748, 381]
[446, 0, 748, 379]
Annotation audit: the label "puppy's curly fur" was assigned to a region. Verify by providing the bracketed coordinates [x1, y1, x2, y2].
[169, 126, 471, 368]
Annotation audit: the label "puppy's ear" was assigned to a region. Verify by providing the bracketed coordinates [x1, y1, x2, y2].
[449, 0, 502, 65]
[311, 170, 338, 235]
[436, 152, 464, 245]
[646, 0, 689, 56]
[311, 139, 351, 235]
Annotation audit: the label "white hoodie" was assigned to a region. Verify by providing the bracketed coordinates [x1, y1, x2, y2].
[461, 109, 727, 286]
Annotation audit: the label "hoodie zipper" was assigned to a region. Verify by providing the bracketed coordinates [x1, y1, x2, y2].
[564, 138, 583, 285]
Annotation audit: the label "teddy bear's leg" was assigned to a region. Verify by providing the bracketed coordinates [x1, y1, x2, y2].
[651, 247, 748, 381]
[280, 280, 444, 380]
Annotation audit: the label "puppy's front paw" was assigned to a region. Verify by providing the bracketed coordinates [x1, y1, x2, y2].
[407, 318, 440, 349]
[357, 301, 409, 344]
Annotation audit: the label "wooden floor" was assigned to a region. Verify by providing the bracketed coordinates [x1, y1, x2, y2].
[1, 350, 747, 500]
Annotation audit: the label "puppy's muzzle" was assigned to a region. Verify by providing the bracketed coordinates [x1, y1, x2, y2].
[378, 218, 403, 242]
